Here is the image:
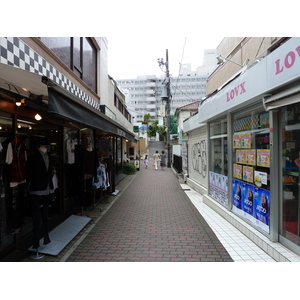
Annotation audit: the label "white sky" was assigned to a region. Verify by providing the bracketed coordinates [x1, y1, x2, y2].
[108, 36, 224, 79]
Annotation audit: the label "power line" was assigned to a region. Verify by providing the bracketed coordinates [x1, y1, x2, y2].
[173, 37, 187, 100]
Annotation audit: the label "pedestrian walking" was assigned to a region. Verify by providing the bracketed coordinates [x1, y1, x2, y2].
[144, 155, 149, 169]
[153, 150, 160, 170]
[160, 151, 166, 170]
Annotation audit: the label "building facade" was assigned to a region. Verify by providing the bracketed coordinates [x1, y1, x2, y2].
[183, 37, 300, 260]
[0, 37, 135, 260]
[117, 49, 217, 126]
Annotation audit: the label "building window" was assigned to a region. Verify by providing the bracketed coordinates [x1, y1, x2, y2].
[40, 37, 97, 92]
[232, 107, 270, 234]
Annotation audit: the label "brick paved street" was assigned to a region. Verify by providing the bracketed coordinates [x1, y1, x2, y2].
[65, 150, 233, 262]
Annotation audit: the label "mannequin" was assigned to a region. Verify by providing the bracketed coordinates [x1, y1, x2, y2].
[27, 140, 54, 249]
[5, 134, 27, 234]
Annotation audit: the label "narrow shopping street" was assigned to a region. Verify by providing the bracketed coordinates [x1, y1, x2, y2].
[64, 142, 233, 262]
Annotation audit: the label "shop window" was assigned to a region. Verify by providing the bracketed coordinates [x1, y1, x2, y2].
[64, 128, 78, 200]
[232, 108, 270, 234]
[281, 103, 300, 244]
[40, 37, 97, 92]
[0, 112, 13, 251]
[0, 114, 61, 254]
[209, 118, 228, 207]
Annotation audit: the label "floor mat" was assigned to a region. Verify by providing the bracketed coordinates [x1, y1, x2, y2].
[28, 214, 91, 256]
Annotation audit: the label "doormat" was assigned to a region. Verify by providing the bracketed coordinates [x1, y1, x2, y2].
[28, 214, 91, 256]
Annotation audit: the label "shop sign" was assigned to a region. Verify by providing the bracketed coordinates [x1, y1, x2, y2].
[267, 37, 300, 89]
[226, 82, 246, 102]
[198, 38, 300, 123]
[117, 128, 126, 137]
[274, 46, 300, 75]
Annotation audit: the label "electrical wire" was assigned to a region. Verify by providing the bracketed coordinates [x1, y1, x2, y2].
[172, 37, 187, 102]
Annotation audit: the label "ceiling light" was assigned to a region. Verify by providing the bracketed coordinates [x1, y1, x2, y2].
[35, 114, 42, 121]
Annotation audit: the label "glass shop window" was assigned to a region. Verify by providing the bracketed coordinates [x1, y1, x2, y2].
[232, 107, 270, 234]
[281, 103, 300, 244]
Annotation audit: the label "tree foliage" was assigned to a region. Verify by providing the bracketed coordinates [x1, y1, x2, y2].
[147, 120, 166, 137]
[144, 113, 151, 122]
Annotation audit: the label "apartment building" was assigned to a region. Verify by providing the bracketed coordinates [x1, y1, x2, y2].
[117, 49, 217, 125]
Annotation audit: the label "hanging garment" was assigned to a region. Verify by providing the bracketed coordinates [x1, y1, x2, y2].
[5, 136, 27, 184]
[92, 162, 108, 190]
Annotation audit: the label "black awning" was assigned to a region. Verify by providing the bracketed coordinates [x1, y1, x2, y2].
[48, 87, 136, 141]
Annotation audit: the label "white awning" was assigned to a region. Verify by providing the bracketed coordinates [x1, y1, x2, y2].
[263, 84, 300, 111]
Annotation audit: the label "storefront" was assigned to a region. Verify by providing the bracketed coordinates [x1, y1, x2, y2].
[0, 39, 136, 259]
[185, 37, 300, 255]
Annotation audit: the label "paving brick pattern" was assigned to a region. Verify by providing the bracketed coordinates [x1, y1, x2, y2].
[66, 162, 233, 262]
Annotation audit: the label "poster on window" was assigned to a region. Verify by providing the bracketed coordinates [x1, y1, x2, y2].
[243, 166, 254, 183]
[236, 150, 245, 164]
[233, 164, 242, 179]
[232, 179, 243, 216]
[243, 183, 255, 221]
[257, 149, 270, 168]
[232, 180, 270, 233]
[254, 170, 268, 187]
[209, 171, 228, 206]
[254, 187, 270, 233]
[233, 134, 241, 148]
[241, 133, 252, 148]
[245, 149, 256, 165]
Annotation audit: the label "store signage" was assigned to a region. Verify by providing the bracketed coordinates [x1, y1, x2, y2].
[275, 45, 300, 75]
[226, 82, 246, 102]
[196, 38, 300, 124]
[117, 128, 126, 137]
[267, 38, 300, 89]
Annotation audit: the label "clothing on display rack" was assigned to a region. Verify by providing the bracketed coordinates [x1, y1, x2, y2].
[92, 161, 110, 190]
[82, 145, 98, 207]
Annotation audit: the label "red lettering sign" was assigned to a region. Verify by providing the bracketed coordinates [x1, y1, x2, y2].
[226, 82, 246, 102]
[275, 45, 300, 75]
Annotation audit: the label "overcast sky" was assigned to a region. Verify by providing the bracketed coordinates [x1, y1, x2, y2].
[107, 36, 224, 79]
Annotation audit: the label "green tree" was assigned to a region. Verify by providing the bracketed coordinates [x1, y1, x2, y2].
[143, 113, 151, 123]
[147, 120, 166, 137]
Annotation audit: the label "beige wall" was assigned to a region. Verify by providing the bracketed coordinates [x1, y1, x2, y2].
[207, 37, 284, 94]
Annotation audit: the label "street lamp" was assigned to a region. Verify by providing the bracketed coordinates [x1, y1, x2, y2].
[216, 54, 249, 67]
[158, 50, 171, 168]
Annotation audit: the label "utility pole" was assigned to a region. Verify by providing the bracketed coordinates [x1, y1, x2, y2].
[158, 49, 171, 168]
[165, 49, 171, 168]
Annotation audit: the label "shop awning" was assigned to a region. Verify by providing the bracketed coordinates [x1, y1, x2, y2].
[263, 84, 300, 111]
[0, 63, 48, 97]
[48, 87, 136, 141]
[0, 63, 136, 141]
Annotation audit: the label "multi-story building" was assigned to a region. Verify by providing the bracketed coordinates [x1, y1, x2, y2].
[0, 37, 135, 260]
[117, 49, 217, 126]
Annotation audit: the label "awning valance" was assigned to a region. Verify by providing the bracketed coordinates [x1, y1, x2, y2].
[263, 84, 300, 111]
[48, 87, 136, 141]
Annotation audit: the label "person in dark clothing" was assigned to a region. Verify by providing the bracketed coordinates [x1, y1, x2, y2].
[27, 141, 54, 249]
